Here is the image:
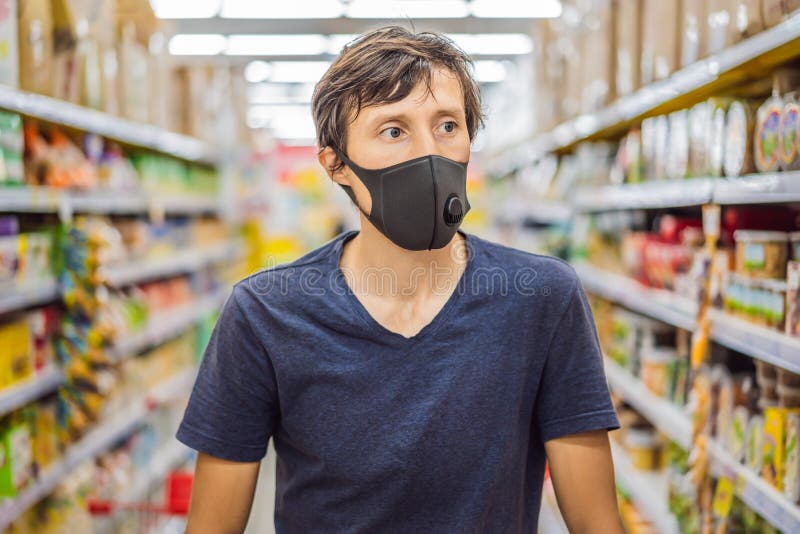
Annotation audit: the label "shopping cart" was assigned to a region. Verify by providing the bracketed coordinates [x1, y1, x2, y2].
[87, 471, 193, 534]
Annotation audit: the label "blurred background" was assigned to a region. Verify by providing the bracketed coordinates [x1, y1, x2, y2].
[2, 1, 800, 533]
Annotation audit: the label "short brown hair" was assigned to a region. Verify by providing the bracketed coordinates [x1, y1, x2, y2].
[312, 26, 484, 171]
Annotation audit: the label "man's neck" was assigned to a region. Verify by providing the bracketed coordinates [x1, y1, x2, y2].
[340, 215, 468, 302]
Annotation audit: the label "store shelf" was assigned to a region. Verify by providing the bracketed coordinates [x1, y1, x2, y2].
[0, 278, 59, 315]
[574, 263, 699, 332]
[0, 367, 64, 418]
[490, 12, 800, 167]
[0, 368, 195, 530]
[709, 310, 800, 374]
[0, 85, 217, 165]
[124, 440, 194, 503]
[577, 263, 800, 374]
[569, 172, 800, 213]
[110, 289, 228, 360]
[0, 187, 220, 216]
[713, 172, 800, 205]
[573, 179, 716, 212]
[604, 358, 692, 449]
[606, 358, 800, 533]
[102, 241, 242, 287]
[708, 440, 800, 534]
[610, 440, 679, 534]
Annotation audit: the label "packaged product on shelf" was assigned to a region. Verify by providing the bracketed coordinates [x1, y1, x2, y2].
[23, 123, 98, 189]
[681, 0, 707, 66]
[0, 414, 32, 498]
[654, 114, 670, 181]
[624, 426, 662, 470]
[713, 365, 735, 447]
[0, 317, 32, 388]
[689, 101, 711, 176]
[641, 117, 658, 181]
[723, 100, 757, 177]
[118, 22, 150, 123]
[581, 0, 615, 113]
[667, 109, 690, 180]
[0, 112, 24, 185]
[779, 382, 800, 408]
[641, 345, 678, 398]
[788, 261, 800, 336]
[755, 95, 784, 172]
[734, 230, 789, 279]
[784, 412, 800, 503]
[792, 233, 800, 261]
[652, 0, 681, 80]
[763, 406, 788, 490]
[708, 0, 738, 54]
[731, 406, 749, 462]
[17, 0, 53, 96]
[708, 99, 729, 177]
[747, 414, 765, 472]
[762, 0, 786, 27]
[0, 0, 17, 86]
[639, 0, 658, 86]
[30, 399, 60, 472]
[778, 95, 800, 170]
[756, 360, 780, 408]
[734, 0, 765, 37]
[616, 0, 642, 96]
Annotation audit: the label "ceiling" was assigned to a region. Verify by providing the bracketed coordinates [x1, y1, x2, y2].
[150, 0, 562, 141]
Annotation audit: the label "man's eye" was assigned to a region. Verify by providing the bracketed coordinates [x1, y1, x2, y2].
[440, 121, 456, 133]
[382, 127, 403, 139]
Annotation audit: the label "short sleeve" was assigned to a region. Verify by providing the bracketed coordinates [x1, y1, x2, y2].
[535, 280, 619, 442]
[176, 286, 279, 462]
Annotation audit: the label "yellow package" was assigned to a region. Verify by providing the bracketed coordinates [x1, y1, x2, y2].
[763, 407, 800, 491]
[0, 319, 32, 388]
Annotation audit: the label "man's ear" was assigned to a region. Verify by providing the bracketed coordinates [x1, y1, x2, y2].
[318, 146, 349, 186]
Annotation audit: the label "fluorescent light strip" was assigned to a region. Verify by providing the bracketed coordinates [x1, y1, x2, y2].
[168, 34, 227, 56]
[346, 0, 469, 18]
[473, 60, 508, 83]
[220, 0, 344, 19]
[150, 0, 221, 19]
[471, 0, 562, 18]
[226, 35, 329, 56]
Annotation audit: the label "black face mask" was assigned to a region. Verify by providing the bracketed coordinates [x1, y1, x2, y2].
[332, 147, 471, 251]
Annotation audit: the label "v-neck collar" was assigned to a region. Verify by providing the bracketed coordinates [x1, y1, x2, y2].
[330, 229, 476, 347]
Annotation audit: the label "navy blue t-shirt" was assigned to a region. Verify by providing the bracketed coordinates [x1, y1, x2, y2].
[176, 229, 619, 533]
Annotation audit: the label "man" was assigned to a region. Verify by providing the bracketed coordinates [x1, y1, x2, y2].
[177, 26, 624, 533]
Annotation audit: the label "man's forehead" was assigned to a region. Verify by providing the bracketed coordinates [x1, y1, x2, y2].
[359, 71, 466, 120]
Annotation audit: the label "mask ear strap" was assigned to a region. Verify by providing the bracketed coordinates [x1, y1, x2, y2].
[329, 146, 371, 220]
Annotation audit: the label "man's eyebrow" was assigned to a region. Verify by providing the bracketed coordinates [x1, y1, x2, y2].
[367, 107, 464, 127]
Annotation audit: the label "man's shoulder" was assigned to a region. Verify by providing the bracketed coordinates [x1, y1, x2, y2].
[232, 232, 347, 304]
[469, 233, 578, 293]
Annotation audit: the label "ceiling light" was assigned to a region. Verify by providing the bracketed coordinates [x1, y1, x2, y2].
[267, 61, 331, 83]
[220, 0, 344, 19]
[449, 34, 533, 55]
[226, 35, 329, 56]
[473, 60, 507, 83]
[150, 0, 221, 18]
[471, 0, 562, 18]
[346, 0, 469, 19]
[245, 61, 272, 83]
[168, 34, 227, 55]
